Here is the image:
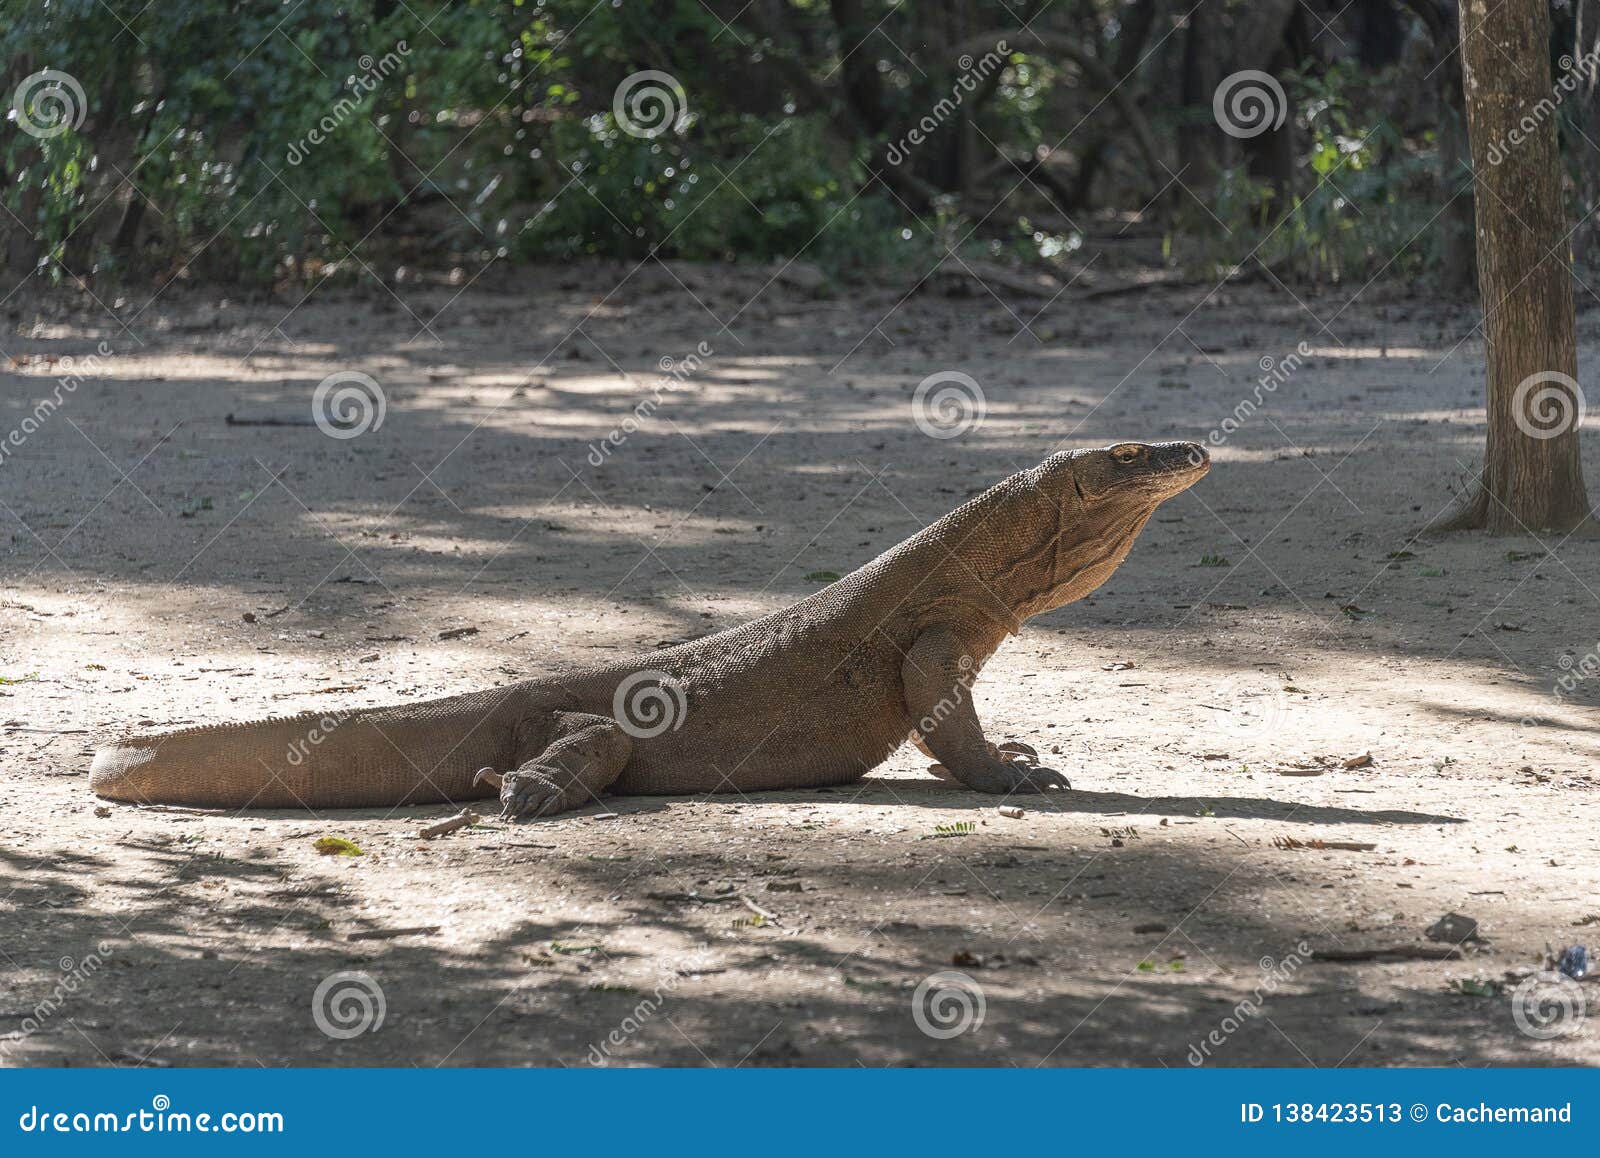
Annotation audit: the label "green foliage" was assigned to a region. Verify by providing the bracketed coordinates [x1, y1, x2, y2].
[0, 1, 1524, 286]
[1192, 62, 1440, 285]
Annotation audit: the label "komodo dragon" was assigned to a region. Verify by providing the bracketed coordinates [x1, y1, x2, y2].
[90, 441, 1209, 818]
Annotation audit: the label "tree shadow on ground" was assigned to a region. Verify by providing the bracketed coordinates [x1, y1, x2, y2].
[0, 834, 1563, 1068]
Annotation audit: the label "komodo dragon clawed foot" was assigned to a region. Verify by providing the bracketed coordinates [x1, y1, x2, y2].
[902, 627, 1074, 797]
[475, 711, 632, 819]
[920, 739, 1070, 793]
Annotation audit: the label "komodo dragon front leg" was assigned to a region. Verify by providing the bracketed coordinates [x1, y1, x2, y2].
[474, 711, 633, 819]
[902, 627, 1070, 795]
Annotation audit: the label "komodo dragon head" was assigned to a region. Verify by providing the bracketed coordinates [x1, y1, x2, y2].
[1062, 439, 1210, 504]
[972, 441, 1210, 622]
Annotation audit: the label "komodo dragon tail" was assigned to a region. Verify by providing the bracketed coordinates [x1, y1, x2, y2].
[89, 685, 529, 809]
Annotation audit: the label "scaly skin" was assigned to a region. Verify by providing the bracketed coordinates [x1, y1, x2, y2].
[90, 442, 1209, 817]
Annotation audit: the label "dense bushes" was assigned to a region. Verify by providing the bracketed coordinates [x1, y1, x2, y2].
[1, 1, 1590, 289]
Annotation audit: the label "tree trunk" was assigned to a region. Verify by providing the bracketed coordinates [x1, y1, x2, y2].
[1442, 0, 1593, 533]
[1178, 0, 1220, 192]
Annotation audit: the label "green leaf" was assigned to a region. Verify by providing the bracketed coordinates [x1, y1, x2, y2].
[313, 836, 363, 857]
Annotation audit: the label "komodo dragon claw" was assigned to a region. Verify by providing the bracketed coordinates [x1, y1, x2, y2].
[497, 767, 569, 819]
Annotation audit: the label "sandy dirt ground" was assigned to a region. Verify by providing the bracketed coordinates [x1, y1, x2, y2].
[1, 261, 1597, 1068]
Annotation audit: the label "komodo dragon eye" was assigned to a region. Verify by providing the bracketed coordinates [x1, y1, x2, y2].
[1111, 444, 1145, 465]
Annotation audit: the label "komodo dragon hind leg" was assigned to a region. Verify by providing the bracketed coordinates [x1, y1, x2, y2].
[902, 628, 1070, 795]
[473, 711, 632, 819]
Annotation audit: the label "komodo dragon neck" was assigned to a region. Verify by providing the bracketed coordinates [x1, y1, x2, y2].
[884, 464, 1158, 635]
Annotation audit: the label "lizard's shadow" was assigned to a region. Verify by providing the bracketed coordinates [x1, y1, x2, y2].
[569, 777, 1464, 827]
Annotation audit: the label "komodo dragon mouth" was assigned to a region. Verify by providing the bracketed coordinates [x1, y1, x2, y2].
[90, 441, 1212, 818]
